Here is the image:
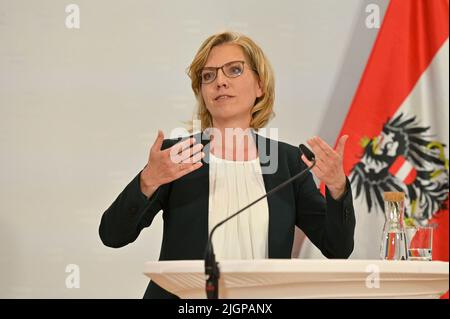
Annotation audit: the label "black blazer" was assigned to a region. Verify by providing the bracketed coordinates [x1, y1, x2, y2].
[99, 132, 356, 298]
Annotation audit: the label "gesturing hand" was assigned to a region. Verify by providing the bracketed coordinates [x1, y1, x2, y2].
[140, 130, 205, 197]
[300, 135, 349, 200]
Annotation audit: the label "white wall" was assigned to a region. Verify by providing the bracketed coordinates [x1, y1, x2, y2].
[0, 0, 388, 298]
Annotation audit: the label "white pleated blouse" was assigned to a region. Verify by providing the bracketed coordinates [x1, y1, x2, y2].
[208, 151, 269, 260]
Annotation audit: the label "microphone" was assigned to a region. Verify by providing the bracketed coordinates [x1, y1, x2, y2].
[204, 143, 316, 299]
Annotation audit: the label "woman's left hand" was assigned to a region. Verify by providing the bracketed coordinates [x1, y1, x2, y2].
[300, 135, 349, 200]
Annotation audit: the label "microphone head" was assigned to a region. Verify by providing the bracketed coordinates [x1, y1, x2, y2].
[299, 144, 315, 161]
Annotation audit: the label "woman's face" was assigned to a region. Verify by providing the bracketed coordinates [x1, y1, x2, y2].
[200, 43, 263, 127]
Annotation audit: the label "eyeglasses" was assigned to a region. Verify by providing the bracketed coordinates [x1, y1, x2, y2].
[199, 60, 251, 84]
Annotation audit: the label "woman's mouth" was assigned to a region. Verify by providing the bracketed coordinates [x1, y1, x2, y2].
[215, 95, 235, 101]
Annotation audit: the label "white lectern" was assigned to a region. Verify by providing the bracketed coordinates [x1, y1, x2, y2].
[143, 259, 449, 299]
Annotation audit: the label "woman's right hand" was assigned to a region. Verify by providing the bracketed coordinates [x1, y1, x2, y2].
[140, 130, 205, 198]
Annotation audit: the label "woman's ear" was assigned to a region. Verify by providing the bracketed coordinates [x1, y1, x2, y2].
[256, 80, 264, 98]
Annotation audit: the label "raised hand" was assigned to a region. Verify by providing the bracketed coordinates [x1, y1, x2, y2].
[301, 135, 349, 200]
[140, 130, 205, 197]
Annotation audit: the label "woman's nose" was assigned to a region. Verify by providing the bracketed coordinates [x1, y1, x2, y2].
[215, 69, 229, 88]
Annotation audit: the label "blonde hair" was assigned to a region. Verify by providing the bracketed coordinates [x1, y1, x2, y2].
[187, 31, 275, 131]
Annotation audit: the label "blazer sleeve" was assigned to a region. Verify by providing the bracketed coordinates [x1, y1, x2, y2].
[99, 140, 173, 248]
[294, 151, 356, 258]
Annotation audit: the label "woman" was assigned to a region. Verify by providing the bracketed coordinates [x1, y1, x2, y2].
[99, 31, 356, 299]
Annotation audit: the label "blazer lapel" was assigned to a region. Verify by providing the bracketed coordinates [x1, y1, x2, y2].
[175, 132, 210, 255]
[253, 132, 290, 258]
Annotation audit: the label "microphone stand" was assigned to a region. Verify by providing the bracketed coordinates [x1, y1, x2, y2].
[204, 147, 316, 299]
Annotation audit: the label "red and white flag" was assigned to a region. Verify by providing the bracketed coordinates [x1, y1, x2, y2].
[341, 0, 448, 262]
[301, 0, 449, 289]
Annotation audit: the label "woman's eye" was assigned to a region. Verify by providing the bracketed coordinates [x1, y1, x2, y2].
[230, 66, 242, 74]
[202, 72, 213, 81]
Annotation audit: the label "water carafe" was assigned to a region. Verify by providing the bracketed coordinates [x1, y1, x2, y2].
[380, 192, 407, 260]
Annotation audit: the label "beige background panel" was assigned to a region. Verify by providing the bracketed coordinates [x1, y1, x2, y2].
[0, 0, 388, 298]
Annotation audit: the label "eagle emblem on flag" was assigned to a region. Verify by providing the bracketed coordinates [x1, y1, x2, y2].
[350, 113, 449, 224]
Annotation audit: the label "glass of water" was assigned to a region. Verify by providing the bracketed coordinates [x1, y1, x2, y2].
[405, 226, 433, 261]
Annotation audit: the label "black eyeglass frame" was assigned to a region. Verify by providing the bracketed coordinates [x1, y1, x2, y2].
[199, 60, 258, 84]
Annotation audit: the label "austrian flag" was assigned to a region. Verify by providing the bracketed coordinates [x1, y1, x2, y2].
[338, 0, 449, 270]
